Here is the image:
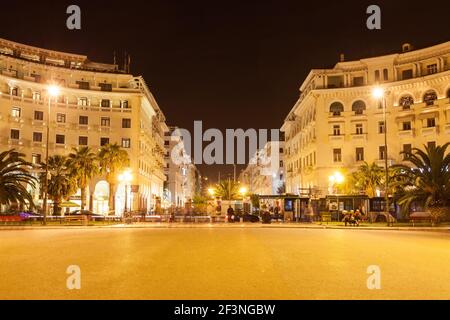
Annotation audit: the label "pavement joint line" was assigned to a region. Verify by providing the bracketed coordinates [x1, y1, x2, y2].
[0, 223, 449, 233]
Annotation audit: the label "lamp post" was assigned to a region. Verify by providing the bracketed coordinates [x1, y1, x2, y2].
[329, 171, 344, 222]
[372, 87, 391, 226]
[42, 85, 60, 225]
[118, 169, 133, 221]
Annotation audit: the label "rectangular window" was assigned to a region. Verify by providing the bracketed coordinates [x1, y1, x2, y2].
[11, 107, 21, 118]
[11, 87, 18, 96]
[355, 123, 363, 135]
[122, 138, 131, 148]
[79, 116, 89, 125]
[32, 92, 41, 101]
[31, 153, 41, 165]
[56, 113, 66, 123]
[78, 97, 89, 106]
[121, 100, 129, 109]
[10, 129, 20, 140]
[333, 148, 342, 162]
[379, 146, 386, 160]
[374, 70, 380, 82]
[402, 69, 413, 80]
[122, 118, 131, 128]
[356, 147, 364, 161]
[34, 111, 44, 121]
[378, 121, 385, 134]
[403, 144, 412, 160]
[101, 99, 111, 108]
[402, 121, 412, 131]
[100, 137, 110, 146]
[333, 125, 341, 136]
[79, 136, 88, 146]
[427, 64, 438, 75]
[33, 132, 43, 142]
[99, 83, 112, 92]
[76, 81, 90, 90]
[383, 68, 389, 81]
[353, 76, 364, 86]
[101, 117, 110, 127]
[56, 134, 65, 144]
[427, 118, 436, 127]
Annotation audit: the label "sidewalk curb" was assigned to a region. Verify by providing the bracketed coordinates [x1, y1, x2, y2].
[1, 223, 449, 233]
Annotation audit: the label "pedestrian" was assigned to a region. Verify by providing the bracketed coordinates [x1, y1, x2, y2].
[227, 205, 235, 223]
[354, 209, 362, 226]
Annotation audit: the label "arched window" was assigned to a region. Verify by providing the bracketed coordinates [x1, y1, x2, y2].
[329, 102, 344, 116]
[352, 100, 366, 115]
[423, 90, 437, 106]
[399, 95, 414, 110]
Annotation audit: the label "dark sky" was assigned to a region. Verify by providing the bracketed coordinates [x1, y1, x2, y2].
[1, 0, 449, 181]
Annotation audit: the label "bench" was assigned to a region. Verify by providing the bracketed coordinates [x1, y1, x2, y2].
[320, 212, 332, 224]
[410, 212, 432, 226]
[64, 215, 87, 225]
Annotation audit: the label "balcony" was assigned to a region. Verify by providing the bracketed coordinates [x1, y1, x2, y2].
[351, 133, 367, 142]
[31, 120, 46, 127]
[444, 123, 450, 135]
[329, 134, 344, 143]
[31, 141, 45, 148]
[8, 115, 24, 124]
[398, 129, 414, 138]
[8, 138, 26, 146]
[421, 126, 439, 136]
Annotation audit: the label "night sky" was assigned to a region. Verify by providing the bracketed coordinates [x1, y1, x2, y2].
[1, 0, 449, 180]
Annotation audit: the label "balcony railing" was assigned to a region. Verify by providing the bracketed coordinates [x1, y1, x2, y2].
[421, 126, 439, 136]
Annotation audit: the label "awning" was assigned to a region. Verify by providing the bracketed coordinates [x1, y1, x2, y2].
[60, 201, 80, 208]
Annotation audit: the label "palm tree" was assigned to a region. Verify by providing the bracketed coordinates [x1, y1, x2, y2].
[214, 179, 241, 200]
[68, 147, 99, 210]
[0, 149, 37, 211]
[392, 143, 450, 223]
[98, 143, 129, 212]
[40, 155, 76, 216]
[350, 162, 384, 197]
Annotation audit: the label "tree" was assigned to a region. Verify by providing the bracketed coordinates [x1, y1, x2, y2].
[214, 179, 241, 200]
[68, 147, 99, 210]
[392, 143, 450, 224]
[192, 194, 208, 214]
[98, 143, 130, 212]
[0, 150, 37, 211]
[350, 162, 384, 197]
[40, 155, 76, 216]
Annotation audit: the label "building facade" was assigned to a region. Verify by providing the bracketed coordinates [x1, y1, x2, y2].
[164, 127, 200, 208]
[240, 140, 284, 195]
[0, 38, 168, 215]
[281, 42, 450, 197]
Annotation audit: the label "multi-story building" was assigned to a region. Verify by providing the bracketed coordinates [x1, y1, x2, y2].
[164, 126, 199, 208]
[0, 38, 168, 215]
[240, 140, 284, 195]
[281, 42, 450, 197]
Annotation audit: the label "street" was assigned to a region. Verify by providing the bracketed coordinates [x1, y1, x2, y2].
[1, 227, 450, 299]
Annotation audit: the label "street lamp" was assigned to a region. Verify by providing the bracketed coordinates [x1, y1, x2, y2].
[329, 171, 344, 222]
[118, 169, 133, 220]
[239, 186, 248, 197]
[42, 85, 60, 225]
[207, 187, 215, 198]
[372, 86, 391, 226]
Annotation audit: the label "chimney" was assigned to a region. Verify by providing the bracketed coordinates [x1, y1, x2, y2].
[339, 53, 345, 62]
